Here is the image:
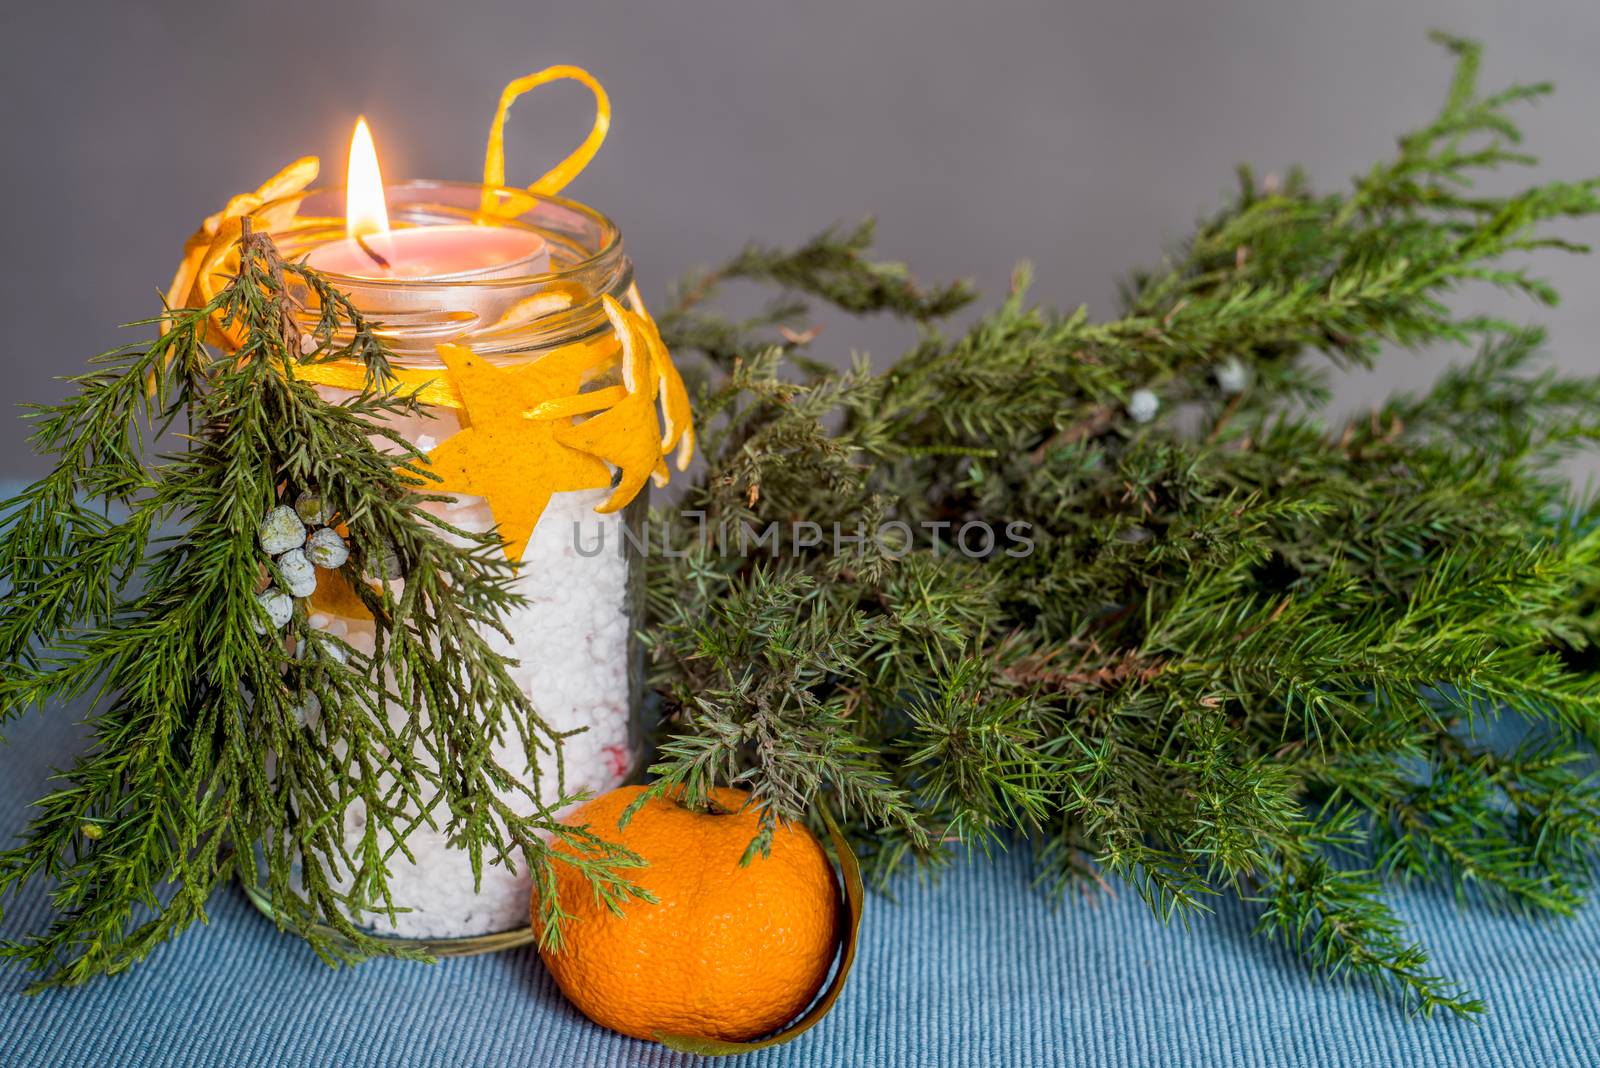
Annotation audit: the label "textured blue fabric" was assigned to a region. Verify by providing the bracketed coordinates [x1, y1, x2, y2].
[5, 702, 1600, 1067]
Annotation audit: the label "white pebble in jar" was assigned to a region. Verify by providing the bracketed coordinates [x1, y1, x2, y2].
[296, 401, 640, 941]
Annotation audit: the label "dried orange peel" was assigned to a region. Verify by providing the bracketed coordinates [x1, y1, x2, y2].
[491, 281, 594, 329]
[628, 283, 695, 471]
[290, 332, 621, 411]
[481, 65, 611, 216]
[422, 343, 613, 562]
[289, 279, 622, 410]
[525, 385, 627, 421]
[162, 70, 695, 565]
[552, 296, 673, 513]
[157, 157, 321, 358]
[308, 565, 376, 621]
[165, 156, 320, 315]
[414, 297, 693, 549]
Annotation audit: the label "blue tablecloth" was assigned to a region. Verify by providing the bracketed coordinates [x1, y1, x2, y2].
[4, 699, 1599, 1067]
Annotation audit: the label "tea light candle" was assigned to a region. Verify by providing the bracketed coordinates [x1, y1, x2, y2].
[304, 224, 549, 280]
[301, 117, 551, 323]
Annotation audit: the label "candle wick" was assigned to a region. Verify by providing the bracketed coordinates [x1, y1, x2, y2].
[355, 233, 392, 271]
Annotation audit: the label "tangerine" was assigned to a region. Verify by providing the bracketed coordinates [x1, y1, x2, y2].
[535, 785, 839, 1043]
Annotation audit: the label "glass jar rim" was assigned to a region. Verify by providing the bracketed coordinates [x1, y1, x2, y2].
[251, 178, 624, 292]
[252, 179, 634, 361]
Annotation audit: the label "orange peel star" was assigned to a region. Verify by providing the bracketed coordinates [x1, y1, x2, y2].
[555, 296, 670, 513]
[626, 283, 695, 471]
[423, 343, 612, 562]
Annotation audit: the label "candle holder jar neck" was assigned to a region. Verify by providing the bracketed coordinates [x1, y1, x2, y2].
[257, 179, 632, 364]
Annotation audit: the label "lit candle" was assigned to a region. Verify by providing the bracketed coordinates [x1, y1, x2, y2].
[304, 224, 549, 280]
[304, 117, 551, 284]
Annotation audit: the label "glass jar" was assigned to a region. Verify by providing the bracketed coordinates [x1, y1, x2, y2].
[241, 181, 649, 953]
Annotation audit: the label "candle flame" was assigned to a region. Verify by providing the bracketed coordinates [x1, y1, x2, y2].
[345, 116, 390, 240]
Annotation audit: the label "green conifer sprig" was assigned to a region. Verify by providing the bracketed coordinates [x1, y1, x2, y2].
[644, 34, 1600, 1015]
[0, 223, 645, 990]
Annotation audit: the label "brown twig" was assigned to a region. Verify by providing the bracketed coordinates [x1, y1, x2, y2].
[1004, 647, 1165, 694]
[1207, 392, 1244, 444]
[1030, 405, 1118, 463]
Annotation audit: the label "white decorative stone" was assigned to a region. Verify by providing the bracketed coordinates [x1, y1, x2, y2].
[1127, 388, 1161, 424]
[259, 506, 306, 555]
[255, 588, 293, 632]
[293, 398, 636, 940]
[276, 548, 318, 598]
[305, 527, 349, 569]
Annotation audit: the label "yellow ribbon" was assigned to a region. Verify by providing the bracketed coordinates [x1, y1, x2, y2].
[290, 333, 622, 410]
[481, 65, 611, 216]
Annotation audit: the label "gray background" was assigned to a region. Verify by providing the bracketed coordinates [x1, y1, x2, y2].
[2, 0, 1595, 479]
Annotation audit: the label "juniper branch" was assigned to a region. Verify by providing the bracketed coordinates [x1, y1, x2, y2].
[645, 35, 1600, 1016]
[0, 224, 644, 989]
